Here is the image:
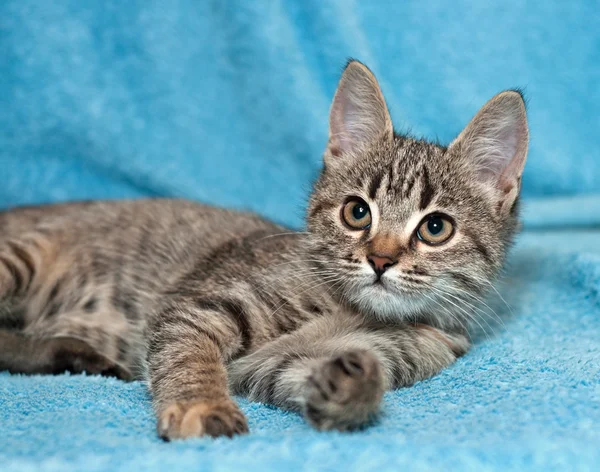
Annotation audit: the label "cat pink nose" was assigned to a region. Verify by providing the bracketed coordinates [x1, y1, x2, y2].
[367, 255, 397, 276]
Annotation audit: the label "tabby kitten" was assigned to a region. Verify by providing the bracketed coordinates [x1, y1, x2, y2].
[0, 61, 528, 439]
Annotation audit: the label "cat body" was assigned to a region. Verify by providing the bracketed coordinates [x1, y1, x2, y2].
[0, 61, 529, 439]
[0, 199, 312, 378]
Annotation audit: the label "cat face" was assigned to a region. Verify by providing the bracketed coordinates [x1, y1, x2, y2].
[306, 61, 528, 327]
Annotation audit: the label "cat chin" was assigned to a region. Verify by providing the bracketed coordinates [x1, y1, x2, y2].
[348, 283, 429, 321]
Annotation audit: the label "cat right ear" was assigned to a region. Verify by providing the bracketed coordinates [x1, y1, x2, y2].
[325, 60, 393, 165]
[449, 91, 529, 215]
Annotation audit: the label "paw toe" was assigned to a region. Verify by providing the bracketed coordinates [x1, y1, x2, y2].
[332, 350, 378, 379]
[157, 404, 185, 441]
[179, 404, 208, 437]
[304, 350, 384, 431]
[157, 400, 249, 440]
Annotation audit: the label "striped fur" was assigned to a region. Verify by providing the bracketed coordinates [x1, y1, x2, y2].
[0, 61, 528, 439]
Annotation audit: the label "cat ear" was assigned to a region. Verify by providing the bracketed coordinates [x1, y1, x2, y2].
[325, 60, 393, 164]
[449, 91, 529, 213]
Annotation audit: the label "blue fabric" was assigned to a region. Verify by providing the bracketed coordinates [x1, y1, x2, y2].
[1, 1, 599, 471]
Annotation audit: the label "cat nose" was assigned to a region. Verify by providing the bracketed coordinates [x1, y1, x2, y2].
[367, 254, 397, 277]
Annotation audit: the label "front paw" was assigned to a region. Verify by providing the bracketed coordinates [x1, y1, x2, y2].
[304, 350, 384, 431]
[157, 398, 249, 440]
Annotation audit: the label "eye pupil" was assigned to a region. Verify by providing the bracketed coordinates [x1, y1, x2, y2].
[427, 217, 444, 235]
[416, 214, 454, 245]
[352, 203, 367, 220]
[342, 198, 372, 230]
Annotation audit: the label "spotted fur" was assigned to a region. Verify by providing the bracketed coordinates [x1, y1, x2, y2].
[0, 60, 528, 439]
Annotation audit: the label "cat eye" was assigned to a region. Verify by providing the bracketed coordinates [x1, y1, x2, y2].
[341, 198, 372, 230]
[416, 214, 454, 245]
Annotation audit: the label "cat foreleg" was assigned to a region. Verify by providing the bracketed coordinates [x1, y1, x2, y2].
[146, 300, 251, 440]
[229, 314, 469, 431]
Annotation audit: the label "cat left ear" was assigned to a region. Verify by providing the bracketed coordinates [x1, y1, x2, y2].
[449, 91, 529, 214]
[325, 60, 393, 165]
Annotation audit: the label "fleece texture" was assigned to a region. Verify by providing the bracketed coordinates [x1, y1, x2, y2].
[1, 1, 599, 471]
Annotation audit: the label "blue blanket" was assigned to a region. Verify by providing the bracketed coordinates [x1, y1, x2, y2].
[1, 1, 599, 470]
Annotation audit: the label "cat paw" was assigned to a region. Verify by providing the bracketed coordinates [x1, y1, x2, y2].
[303, 350, 384, 431]
[157, 399, 249, 440]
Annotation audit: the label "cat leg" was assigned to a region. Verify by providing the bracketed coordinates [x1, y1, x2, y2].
[20, 305, 139, 381]
[146, 301, 251, 440]
[229, 314, 469, 431]
[0, 235, 135, 380]
[0, 329, 131, 378]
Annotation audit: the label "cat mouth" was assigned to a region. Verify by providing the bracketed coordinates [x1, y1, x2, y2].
[371, 278, 389, 290]
[370, 277, 415, 296]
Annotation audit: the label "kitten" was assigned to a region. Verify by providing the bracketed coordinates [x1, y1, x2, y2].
[0, 60, 528, 439]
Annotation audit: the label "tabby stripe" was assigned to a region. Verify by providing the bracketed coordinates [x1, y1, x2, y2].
[77, 325, 90, 341]
[0, 309, 26, 330]
[400, 276, 422, 284]
[261, 357, 294, 404]
[419, 166, 435, 210]
[254, 288, 296, 333]
[195, 298, 252, 355]
[449, 271, 481, 292]
[368, 327, 419, 387]
[46, 302, 61, 318]
[368, 170, 384, 199]
[116, 337, 130, 362]
[302, 300, 323, 316]
[153, 312, 226, 352]
[113, 290, 139, 320]
[403, 172, 417, 199]
[83, 297, 97, 313]
[253, 286, 288, 312]
[308, 203, 323, 220]
[96, 329, 112, 351]
[386, 166, 395, 192]
[152, 369, 223, 403]
[374, 341, 405, 387]
[463, 229, 493, 265]
[111, 262, 128, 317]
[399, 343, 418, 381]
[48, 279, 61, 303]
[398, 157, 410, 195]
[91, 253, 109, 278]
[7, 241, 35, 292]
[1, 255, 23, 295]
[406, 267, 428, 276]
[308, 202, 336, 220]
[167, 356, 220, 379]
[77, 274, 88, 291]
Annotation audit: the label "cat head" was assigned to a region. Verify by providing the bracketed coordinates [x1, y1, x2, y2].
[306, 60, 528, 328]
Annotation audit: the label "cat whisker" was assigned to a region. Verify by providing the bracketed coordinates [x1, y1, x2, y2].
[435, 289, 498, 335]
[414, 277, 499, 337]
[458, 272, 514, 315]
[426, 287, 493, 340]
[265, 274, 344, 320]
[419, 291, 473, 344]
[270, 259, 329, 268]
[481, 279, 514, 315]
[255, 232, 311, 242]
[443, 292, 499, 338]
[442, 284, 507, 330]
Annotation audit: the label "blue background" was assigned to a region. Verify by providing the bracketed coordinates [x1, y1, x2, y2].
[1, 1, 599, 471]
